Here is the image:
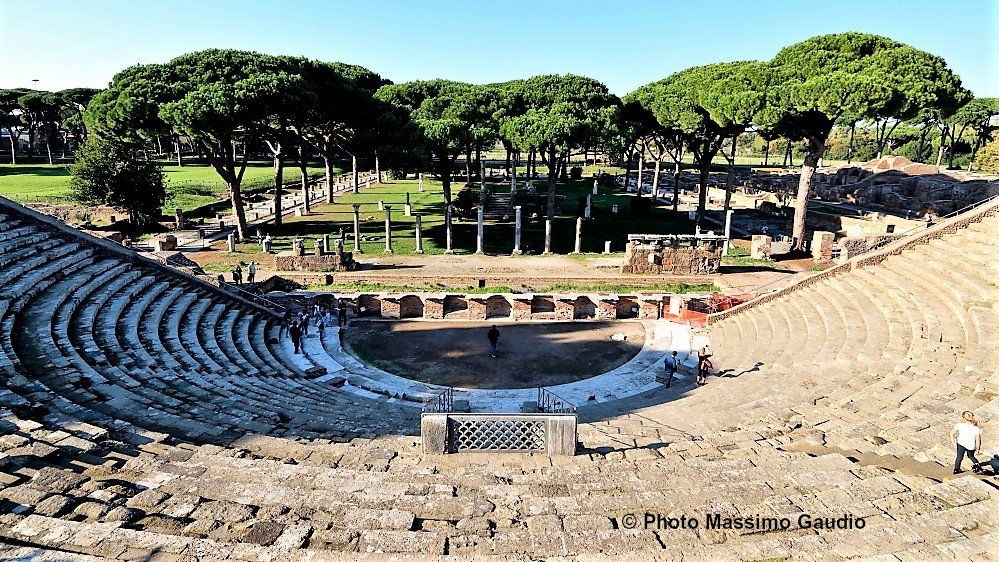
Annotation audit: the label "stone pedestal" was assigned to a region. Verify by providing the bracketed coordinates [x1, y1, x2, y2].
[227, 232, 236, 253]
[604, 240, 612, 254]
[418, 173, 424, 192]
[378, 200, 384, 211]
[174, 208, 184, 230]
[723, 209, 733, 256]
[751, 235, 772, 260]
[811, 230, 835, 262]
[323, 233, 331, 254]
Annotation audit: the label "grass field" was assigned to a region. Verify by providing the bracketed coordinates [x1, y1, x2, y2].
[0, 161, 327, 214]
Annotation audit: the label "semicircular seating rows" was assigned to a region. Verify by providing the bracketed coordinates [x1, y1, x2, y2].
[0, 195, 997, 560]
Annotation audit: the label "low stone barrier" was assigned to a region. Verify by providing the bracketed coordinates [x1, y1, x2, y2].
[421, 413, 577, 455]
[276, 291, 709, 322]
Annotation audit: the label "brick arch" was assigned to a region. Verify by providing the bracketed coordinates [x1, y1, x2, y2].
[573, 296, 596, 319]
[443, 295, 468, 319]
[399, 295, 424, 319]
[485, 295, 512, 319]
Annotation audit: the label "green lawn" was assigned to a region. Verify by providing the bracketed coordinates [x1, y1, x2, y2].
[0, 161, 327, 214]
[230, 177, 694, 257]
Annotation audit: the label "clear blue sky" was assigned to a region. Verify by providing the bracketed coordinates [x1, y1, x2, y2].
[1, 0, 995, 96]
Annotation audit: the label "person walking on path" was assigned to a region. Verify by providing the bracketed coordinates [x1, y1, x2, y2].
[487, 325, 500, 358]
[338, 303, 348, 327]
[279, 318, 289, 340]
[247, 262, 256, 283]
[232, 265, 242, 285]
[290, 322, 302, 354]
[696, 345, 712, 386]
[663, 351, 679, 388]
[952, 411, 984, 474]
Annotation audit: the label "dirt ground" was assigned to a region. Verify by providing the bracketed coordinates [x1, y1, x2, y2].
[344, 320, 646, 389]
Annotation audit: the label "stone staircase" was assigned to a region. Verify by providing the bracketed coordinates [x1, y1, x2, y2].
[482, 192, 513, 221]
[1, 194, 998, 559]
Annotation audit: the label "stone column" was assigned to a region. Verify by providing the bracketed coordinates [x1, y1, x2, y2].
[604, 240, 612, 254]
[352, 203, 363, 253]
[378, 200, 384, 211]
[384, 206, 393, 253]
[723, 209, 734, 256]
[585, 194, 592, 218]
[543, 218, 552, 254]
[572, 217, 583, 254]
[592, 179, 598, 195]
[512, 206, 523, 255]
[418, 173, 424, 192]
[227, 232, 236, 252]
[414, 214, 424, 254]
[405, 192, 412, 216]
[174, 208, 184, 230]
[366, 179, 372, 191]
[476, 206, 484, 254]
[323, 233, 331, 254]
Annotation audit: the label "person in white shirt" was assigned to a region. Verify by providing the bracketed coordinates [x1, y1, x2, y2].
[951, 411, 983, 474]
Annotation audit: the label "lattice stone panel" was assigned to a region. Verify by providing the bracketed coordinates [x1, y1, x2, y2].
[450, 418, 546, 452]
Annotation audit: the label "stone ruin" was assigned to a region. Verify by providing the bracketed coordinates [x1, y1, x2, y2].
[621, 233, 724, 275]
[810, 156, 999, 217]
[273, 236, 358, 272]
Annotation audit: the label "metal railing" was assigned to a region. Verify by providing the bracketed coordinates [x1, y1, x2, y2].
[220, 282, 287, 314]
[424, 387, 454, 413]
[537, 387, 575, 414]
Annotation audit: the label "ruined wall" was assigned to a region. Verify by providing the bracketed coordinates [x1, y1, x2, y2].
[621, 241, 721, 275]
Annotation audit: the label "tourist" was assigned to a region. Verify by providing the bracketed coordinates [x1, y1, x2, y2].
[952, 411, 984, 474]
[338, 303, 347, 326]
[279, 318, 289, 340]
[487, 325, 500, 358]
[247, 262, 256, 284]
[290, 321, 302, 354]
[697, 345, 712, 385]
[323, 309, 334, 330]
[299, 313, 309, 336]
[233, 265, 242, 285]
[664, 351, 679, 388]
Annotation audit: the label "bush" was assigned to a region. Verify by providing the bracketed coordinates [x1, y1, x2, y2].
[70, 136, 165, 229]
[973, 135, 999, 173]
[569, 166, 583, 180]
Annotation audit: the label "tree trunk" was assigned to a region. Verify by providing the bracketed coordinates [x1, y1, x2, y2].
[546, 147, 557, 223]
[441, 161, 454, 253]
[916, 127, 928, 163]
[229, 179, 249, 240]
[323, 154, 335, 204]
[505, 147, 511, 177]
[175, 136, 183, 167]
[652, 159, 662, 200]
[847, 123, 856, 164]
[273, 153, 284, 228]
[763, 139, 770, 167]
[622, 145, 635, 190]
[947, 125, 960, 169]
[636, 142, 645, 197]
[783, 140, 791, 167]
[791, 138, 824, 251]
[7, 134, 16, 165]
[45, 125, 53, 165]
[935, 143, 946, 167]
[299, 150, 310, 215]
[27, 124, 35, 158]
[696, 158, 710, 226]
[672, 160, 681, 212]
[723, 134, 738, 214]
[155, 135, 163, 156]
[352, 154, 359, 193]
[465, 150, 472, 183]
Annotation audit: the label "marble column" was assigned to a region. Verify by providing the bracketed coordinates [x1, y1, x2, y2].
[414, 214, 424, 254]
[572, 217, 582, 254]
[476, 206, 484, 254]
[512, 206, 523, 255]
[384, 206, 393, 253]
[543, 218, 552, 254]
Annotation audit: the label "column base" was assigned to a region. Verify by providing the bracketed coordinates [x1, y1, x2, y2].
[384, 249, 393, 253]
[511, 249, 523, 255]
[354, 248, 363, 254]
[443, 250, 454, 254]
[413, 249, 424, 254]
